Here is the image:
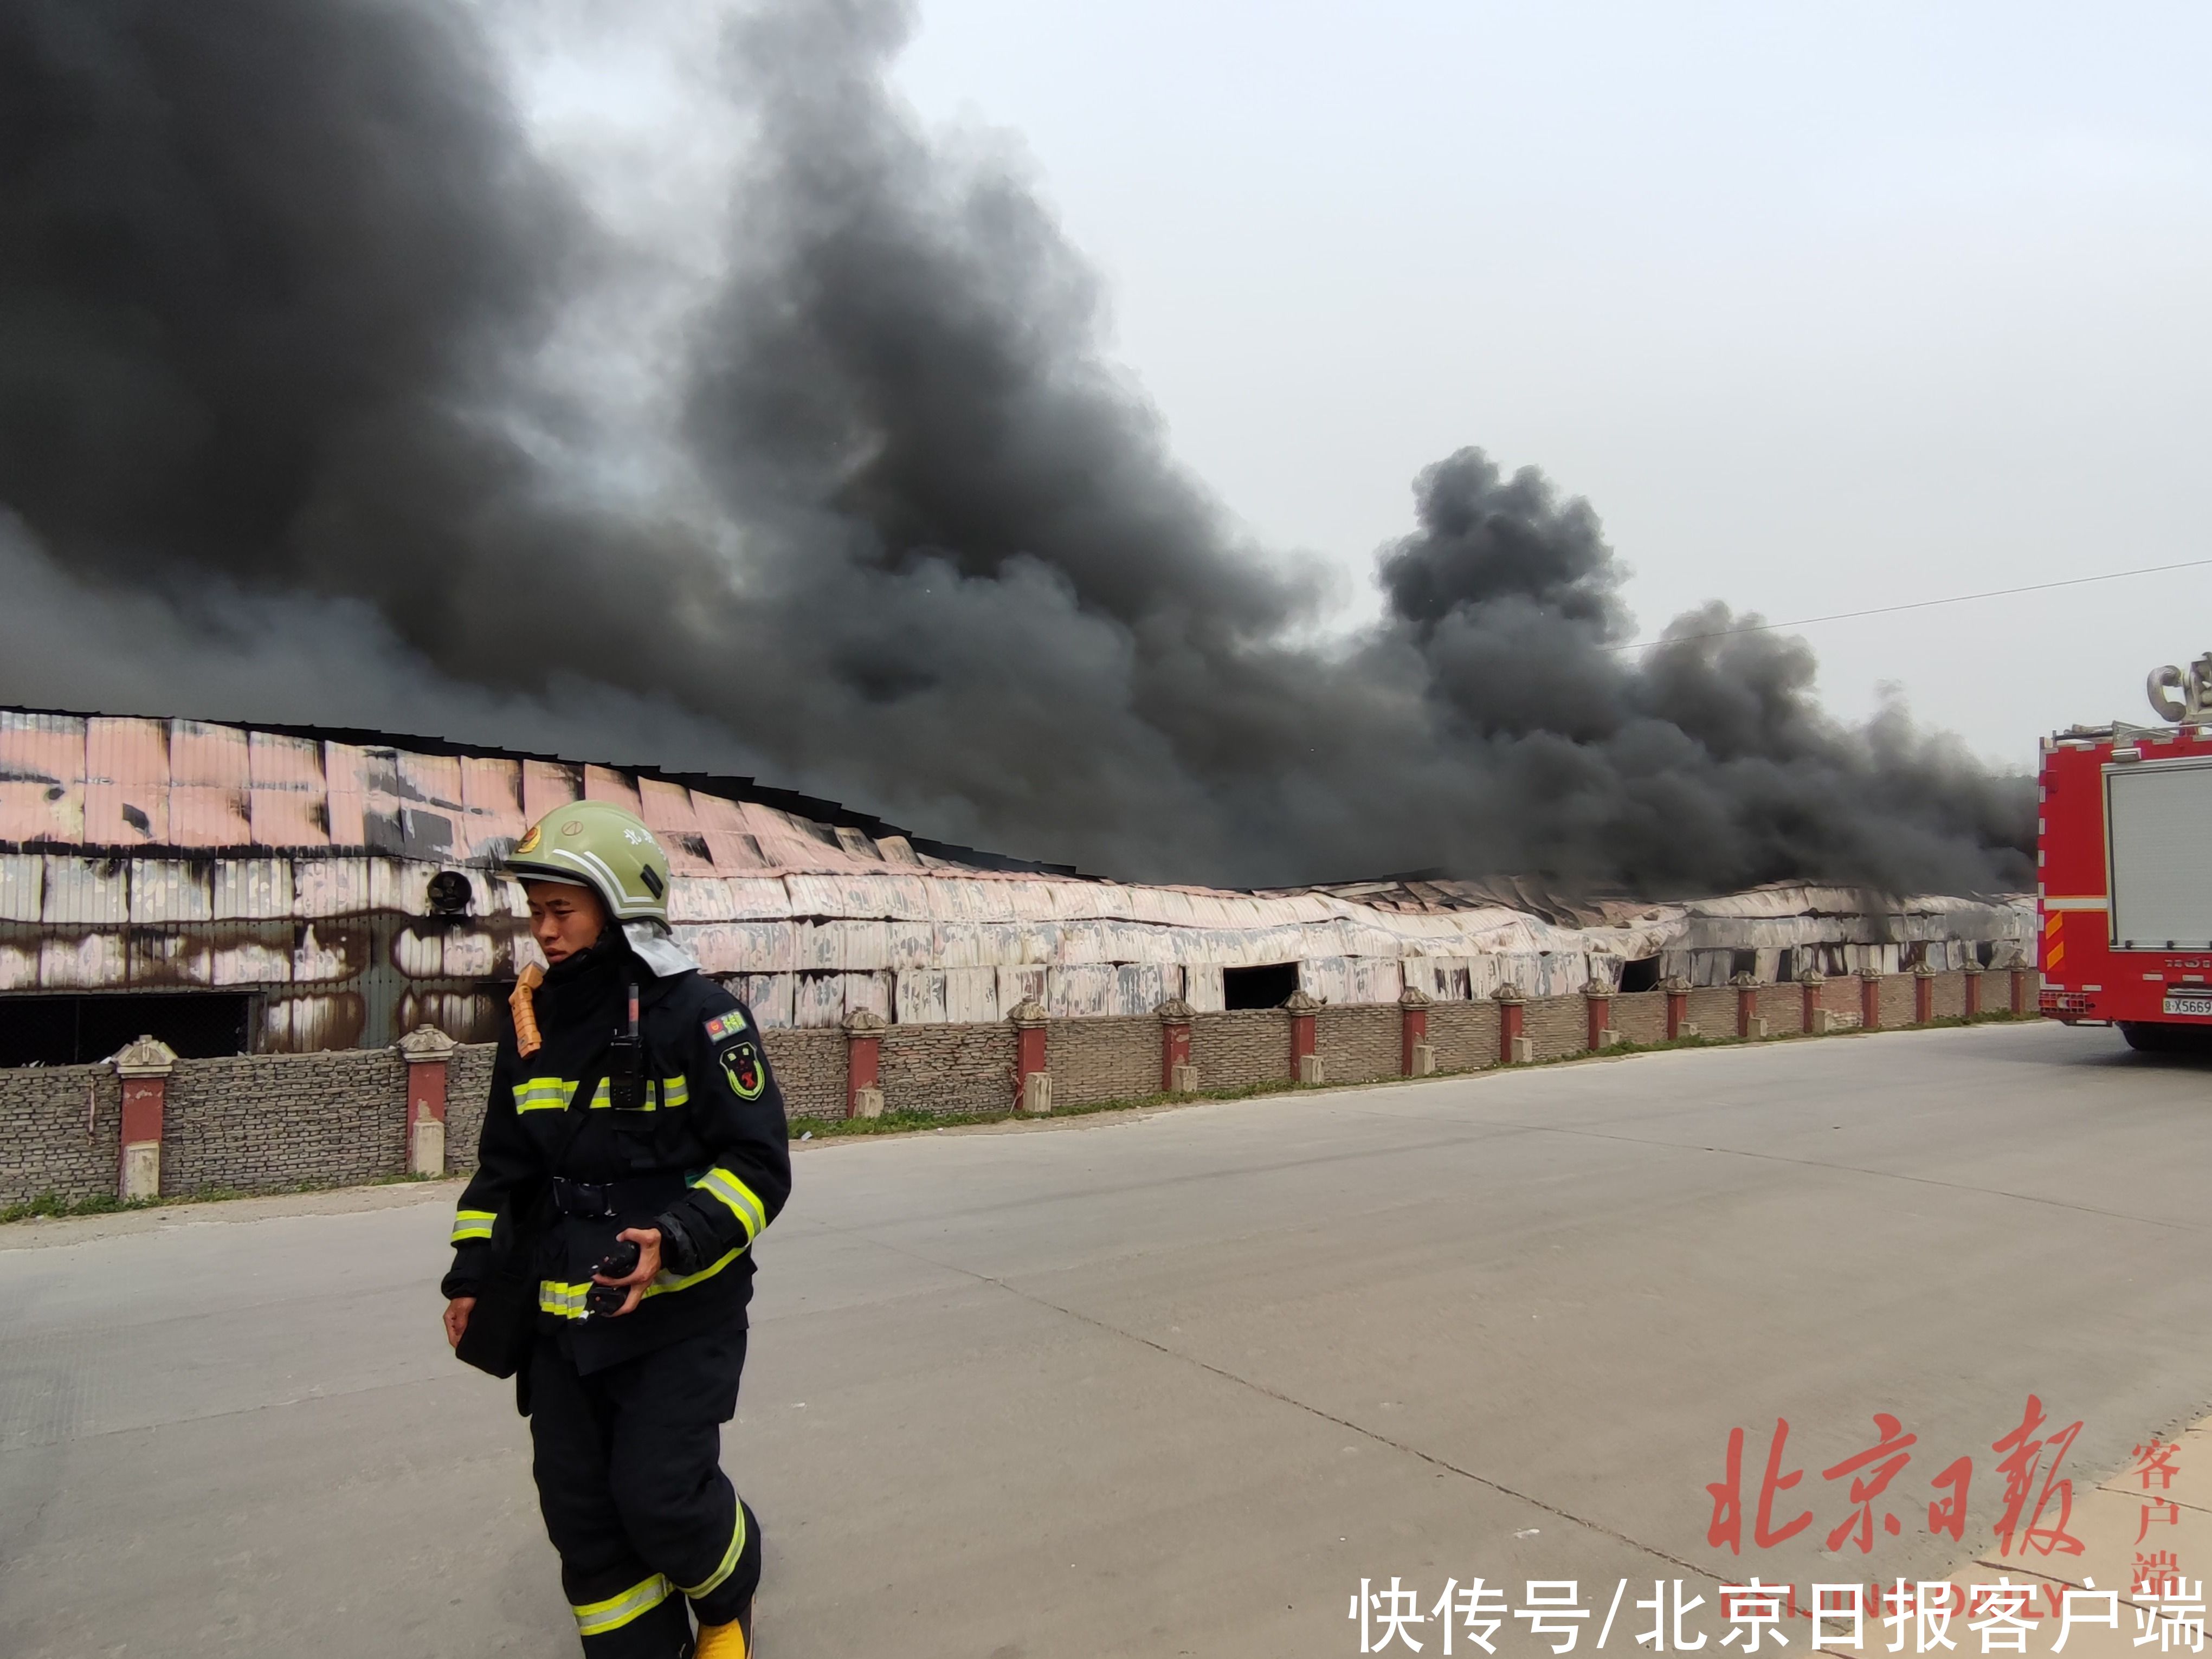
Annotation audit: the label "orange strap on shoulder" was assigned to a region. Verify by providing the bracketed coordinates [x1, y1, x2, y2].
[511, 962, 545, 1058]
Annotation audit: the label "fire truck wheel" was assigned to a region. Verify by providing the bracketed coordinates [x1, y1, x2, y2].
[2119, 1022, 2212, 1054]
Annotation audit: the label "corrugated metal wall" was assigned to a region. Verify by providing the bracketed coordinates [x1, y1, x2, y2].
[0, 711, 2036, 1051]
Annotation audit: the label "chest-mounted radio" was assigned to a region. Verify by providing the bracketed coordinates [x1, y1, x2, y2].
[609, 982, 648, 1112]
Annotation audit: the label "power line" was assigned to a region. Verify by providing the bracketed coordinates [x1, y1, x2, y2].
[1603, 555, 2212, 654]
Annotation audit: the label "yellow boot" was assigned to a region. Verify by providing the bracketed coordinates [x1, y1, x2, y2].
[693, 1603, 752, 1659]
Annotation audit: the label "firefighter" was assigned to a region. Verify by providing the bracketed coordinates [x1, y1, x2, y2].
[441, 801, 790, 1658]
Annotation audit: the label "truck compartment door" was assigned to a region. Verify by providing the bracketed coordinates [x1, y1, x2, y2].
[2107, 757, 2212, 949]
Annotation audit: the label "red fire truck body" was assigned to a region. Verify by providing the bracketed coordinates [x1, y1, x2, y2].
[2039, 718, 2212, 1045]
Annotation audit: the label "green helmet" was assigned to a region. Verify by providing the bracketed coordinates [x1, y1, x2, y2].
[504, 800, 670, 925]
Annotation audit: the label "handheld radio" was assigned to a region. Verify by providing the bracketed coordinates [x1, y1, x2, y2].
[609, 982, 646, 1111]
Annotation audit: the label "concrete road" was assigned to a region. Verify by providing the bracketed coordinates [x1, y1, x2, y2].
[4, 1020, 2210, 1657]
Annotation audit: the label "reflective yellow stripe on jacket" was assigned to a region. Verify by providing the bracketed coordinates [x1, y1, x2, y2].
[695, 1167, 766, 1243]
[450, 1209, 495, 1245]
[538, 1247, 746, 1320]
[513, 1076, 598, 1113]
[512, 1077, 690, 1113]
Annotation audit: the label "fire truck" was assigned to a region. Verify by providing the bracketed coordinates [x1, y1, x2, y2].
[2038, 654, 2212, 1049]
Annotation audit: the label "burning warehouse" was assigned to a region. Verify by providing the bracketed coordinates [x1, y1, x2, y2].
[0, 706, 2032, 1068]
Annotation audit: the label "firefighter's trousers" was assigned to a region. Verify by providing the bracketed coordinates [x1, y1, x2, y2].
[528, 1326, 762, 1657]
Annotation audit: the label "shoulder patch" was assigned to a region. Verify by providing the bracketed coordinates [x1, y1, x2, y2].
[719, 1041, 767, 1101]
[704, 1009, 748, 1044]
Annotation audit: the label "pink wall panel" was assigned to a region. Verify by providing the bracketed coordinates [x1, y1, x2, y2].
[739, 801, 866, 872]
[167, 721, 253, 847]
[636, 776, 700, 834]
[248, 732, 328, 848]
[0, 713, 86, 846]
[521, 759, 579, 824]
[689, 790, 769, 870]
[582, 765, 642, 814]
[458, 757, 527, 854]
[393, 750, 465, 858]
[321, 743, 368, 847]
[636, 778, 713, 874]
[85, 716, 169, 845]
[396, 751, 463, 810]
[358, 747, 410, 853]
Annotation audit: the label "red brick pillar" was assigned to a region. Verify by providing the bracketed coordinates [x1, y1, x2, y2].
[113, 1036, 176, 1202]
[1662, 977, 1691, 1041]
[1799, 970, 1826, 1033]
[1010, 999, 1052, 1113]
[2010, 967, 2028, 1015]
[1733, 972, 1761, 1040]
[1963, 966, 1983, 1018]
[1285, 988, 1323, 1084]
[1584, 981, 1614, 1050]
[1399, 985, 1433, 1076]
[1157, 997, 1196, 1093]
[1497, 985, 1529, 1064]
[843, 1008, 887, 1119]
[397, 1024, 456, 1176]
[1913, 964, 1936, 1025]
[1860, 969, 1884, 1030]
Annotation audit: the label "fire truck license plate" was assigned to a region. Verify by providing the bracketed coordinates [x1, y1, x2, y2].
[2164, 991, 2212, 1017]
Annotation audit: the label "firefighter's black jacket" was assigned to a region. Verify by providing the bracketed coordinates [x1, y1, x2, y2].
[442, 941, 791, 1374]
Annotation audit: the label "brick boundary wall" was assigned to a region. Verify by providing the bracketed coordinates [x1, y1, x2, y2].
[1685, 987, 1734, 1037]
[161, 1050, 408, 1198]
[1189, 1009, 1294, 1092]
[444, 1044, 498, 1177]
[760, 1030, 846, 1126]
[1878, 976, 1917, 1029]
[0, 1064, 122, 1204]
[1523, 997, 1586, 1062]
[1611, 991, 1668, 1045]
[1931, 973, 1966, 1021]
[0, 969, 2048, 1205]
[1315, 1005, 1402, 1086]
[878, 1022, 1019, 1120]
[1756, 985, 1798, 1031]
[1049, 1016, 1162, 1109]
[1424, 1002, 1498, 1073]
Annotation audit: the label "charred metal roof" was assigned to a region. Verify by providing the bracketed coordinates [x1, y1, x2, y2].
[1261, 874, 2028, 928]
[0, 706, 1082, 877]
[1255, 873, 1668, 929]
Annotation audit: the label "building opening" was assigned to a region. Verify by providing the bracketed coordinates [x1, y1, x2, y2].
[1617, 957, 1663, 993]
[1223, 963, 1300, 1010]
[0, 993, 252, 1068]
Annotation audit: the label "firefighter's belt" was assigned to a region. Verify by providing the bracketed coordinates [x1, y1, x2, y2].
[550, 1174, 688, 1219]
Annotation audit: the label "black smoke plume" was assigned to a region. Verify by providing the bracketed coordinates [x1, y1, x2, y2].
[0, 0, 2033, 894]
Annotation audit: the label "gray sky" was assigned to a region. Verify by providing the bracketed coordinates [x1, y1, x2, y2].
[1, 0, 2111, 885]
[885, 0, 2212, 768]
